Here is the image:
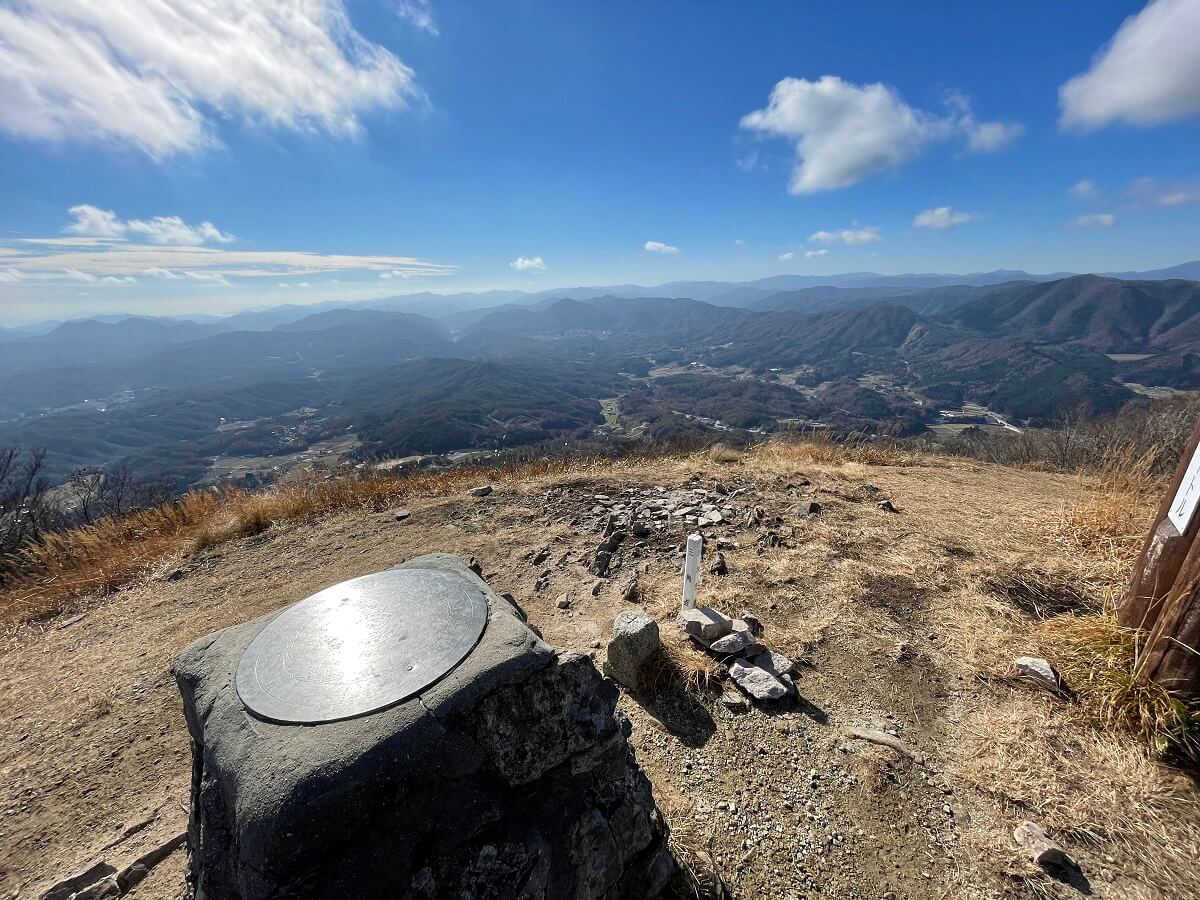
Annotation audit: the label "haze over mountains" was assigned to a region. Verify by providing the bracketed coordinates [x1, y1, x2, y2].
[2, 264, 1199, 492]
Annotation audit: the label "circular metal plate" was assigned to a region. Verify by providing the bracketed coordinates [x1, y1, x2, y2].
[235, 568, 488, 724]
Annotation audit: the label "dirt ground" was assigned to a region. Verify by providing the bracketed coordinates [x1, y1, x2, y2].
[3, 448, 1198, 899]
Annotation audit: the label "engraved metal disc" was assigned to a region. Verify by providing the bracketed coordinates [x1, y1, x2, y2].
[236, 568, 488, 724]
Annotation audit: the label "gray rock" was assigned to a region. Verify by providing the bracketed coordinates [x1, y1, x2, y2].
[719, 690, 750, 712]
[750, 649, 794, 678]
[740, 612, 764, 637]
[728, 658, 789, 701]
[877, 499, 897, 512]
[603, 612, 660, 690]
[590, 550, 613, 577]
[556, 593, 572, 610]
[1013, 821, 1068, 867]
[468, 485, 494, 497]
[620, 576, 640, 603]
[392, 508, 411, 522]
[1015, 656, 1060, 691]
[709, 552, 729, 576]
[175, 554, 671, 900]
[708, 621, 761, 657]
[39, 860, 117, 900]
[678, 607, 733, 642]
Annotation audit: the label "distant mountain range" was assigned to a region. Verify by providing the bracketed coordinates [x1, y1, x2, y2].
[4, 260, 1200, 337]
[2, 269, 1199, 490]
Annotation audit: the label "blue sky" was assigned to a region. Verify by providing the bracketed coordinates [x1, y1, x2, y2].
[1, 0, 1199, 322]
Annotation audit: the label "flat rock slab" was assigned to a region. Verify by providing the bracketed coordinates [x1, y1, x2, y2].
[728, 658, 789, 701]
[175, 553, 672, 900]
[679, 606, 733, 642]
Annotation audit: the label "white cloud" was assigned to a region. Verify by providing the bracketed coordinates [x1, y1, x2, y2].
[0, 268, 24, 283]
[913, 206, 978, 229]
[101, 275, 137, 285]
[808, 227, 879, 246]
[62, 268, 97, 282]
[184, 271, 230, 285]
[805, 249, 828, 258]
[740, 76, 1020, 193]
[394, 0, 438, 35]
[0, 0, 420, 159]
[1158, 190, 1200, 207]
[733, 239, 746, 247]
[1060, 0, 1200, 130]
[64, 205, 126, 239]
[1069, 179, 1099, 200]
[1, 241, 453, 284]
[66, 205, 234, 245]
[1073, 213, 1117, 228]
[509, 255, 546, 271]
[736, 151, 760, 173]
[644, 241, 679, 254]
[128, 216, 234, 246]
[143, 267, 181, 280]
[1129, 176, 1200, 207]
[963, 119, 1024, 152]
[778, 251, 795, 262]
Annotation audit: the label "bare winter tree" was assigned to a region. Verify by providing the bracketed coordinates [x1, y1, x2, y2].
[0, 447, 61, 577]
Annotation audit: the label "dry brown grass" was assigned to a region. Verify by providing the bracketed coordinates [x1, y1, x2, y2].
[759, 431, 925, 468]
[706, 443, 744, 465]
[1048, 444, 1162, 586]
[956, 699, 1200, 899]
[1039, 614, 1200, 761]
[0, 453, 659, 626]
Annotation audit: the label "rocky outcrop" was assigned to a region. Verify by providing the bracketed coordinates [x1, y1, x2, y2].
[174, 554, 672, 900]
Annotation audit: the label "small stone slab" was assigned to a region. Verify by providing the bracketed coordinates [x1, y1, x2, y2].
[708, 627, 759, 657]
[1015, 656, 1060, 691]
[679, 607, 733, 642]
[469, 485, 494, 497]
[728, 658, 788, 700]
[392, 509, 411, 522]
[1013, 820, 1067, 867]
[750, 649, 794, 678]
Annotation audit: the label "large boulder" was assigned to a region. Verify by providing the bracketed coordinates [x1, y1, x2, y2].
[175, 554, 672, 900]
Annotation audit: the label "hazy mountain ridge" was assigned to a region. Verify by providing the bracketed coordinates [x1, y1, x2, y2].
[3, 270, 1200, 490]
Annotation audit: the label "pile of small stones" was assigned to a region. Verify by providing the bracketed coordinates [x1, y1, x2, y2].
[678, 606, 798, 702]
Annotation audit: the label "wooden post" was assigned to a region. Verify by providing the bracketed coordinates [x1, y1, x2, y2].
[1136, 532, 1200, 700]
[1118, 416, 1200, 632]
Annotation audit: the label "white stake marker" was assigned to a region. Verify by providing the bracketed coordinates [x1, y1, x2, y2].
[682, 532, 703, 610]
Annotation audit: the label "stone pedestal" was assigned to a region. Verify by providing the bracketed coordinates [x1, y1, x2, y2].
[174, 554, 672, 899]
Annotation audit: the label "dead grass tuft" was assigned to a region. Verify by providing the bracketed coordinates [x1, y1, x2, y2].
[1040, 614, 1200, 762]
[650, 631, 726, 697]
[706, 444, 744, 465]
[755, 432, 925, 470]
[956, 699, 1200, 898]
[1050, 444, 1162, 585]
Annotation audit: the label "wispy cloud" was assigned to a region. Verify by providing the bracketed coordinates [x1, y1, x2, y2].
[644, 240, 679, 254]
[1129, 176, 1200, 208]
[913, 206, 978, 229]
[1073, 213, 1117, 228]
[805, 249, 829, 258]
[1060, 0, 1200, 130]
[740, 76, 1020, 193]
[778, 251, 794, 261]
[1068, 179, 1099, 200]
[394, 0, 438, 34]
[0, 0, 421, 159]
[808, 227, 880, 246]
[509, 255, 546, 271]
